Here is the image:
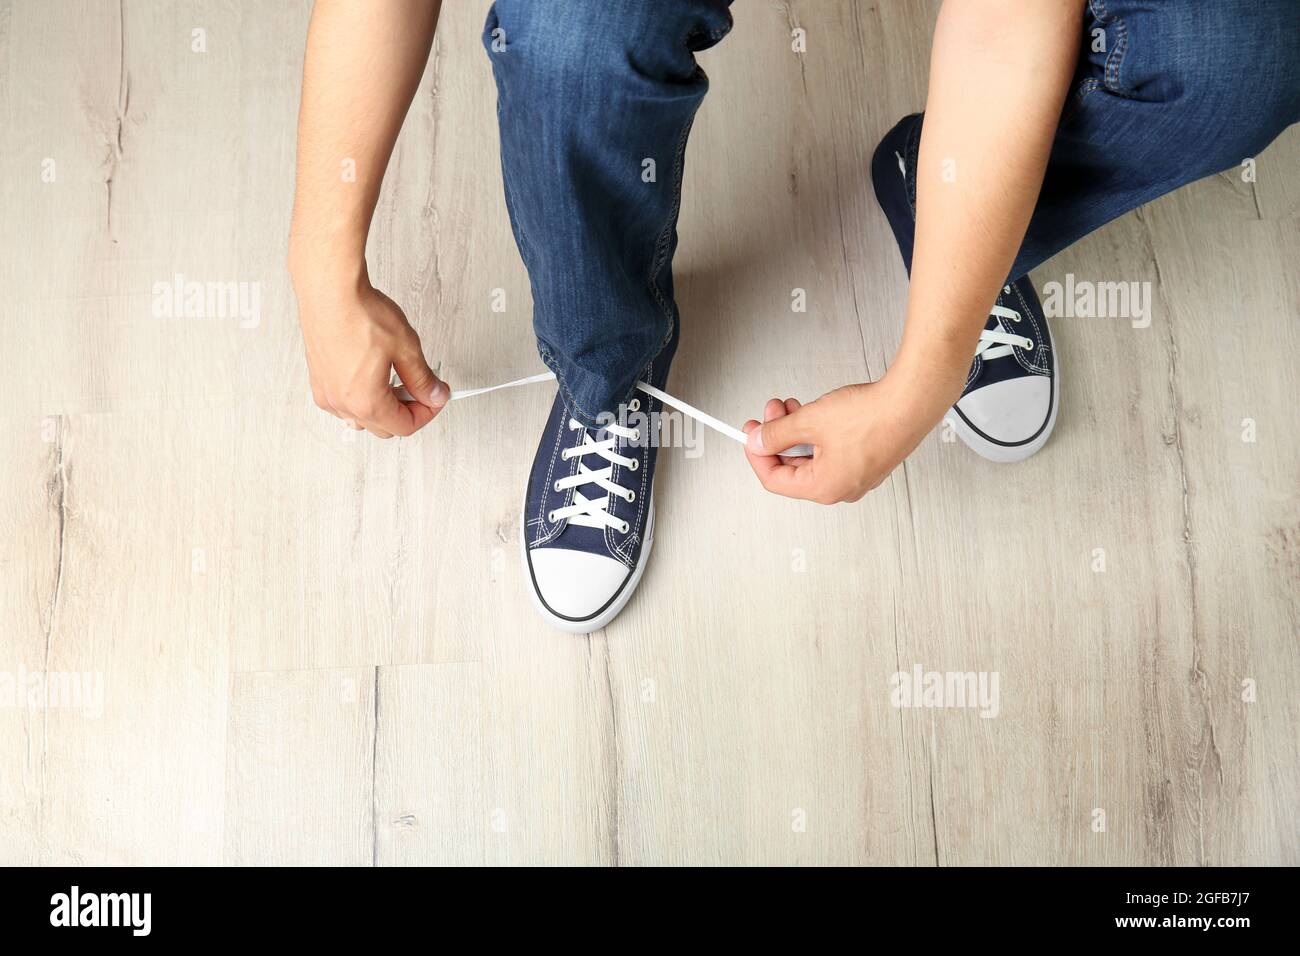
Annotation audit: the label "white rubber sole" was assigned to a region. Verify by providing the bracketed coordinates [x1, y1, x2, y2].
[519, 498, 656, 635]
[947, 358, 1060, 464]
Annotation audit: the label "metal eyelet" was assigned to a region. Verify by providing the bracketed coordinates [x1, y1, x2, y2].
[619, 521, 630, 534]
[1003, 285, 1011, 294]
[547, 510, 557, 523]
[625, 491, 636, 503]
[553, 481, 561, 492]
[1022, 341, 1034, 351]
[628, 398, 640, 412]
[628, 459, 639, 471]
[631, 430, 641, 442]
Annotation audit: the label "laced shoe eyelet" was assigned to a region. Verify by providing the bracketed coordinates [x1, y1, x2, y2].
[1022, 341, 1034, 351]
[553, 481, 561, 492]
[625, 491, 636, 503]
[628, 458, 640, 471]
[619, 521, 630, 534]
[547, 510, 558, 523]
[628, 398, 640, 412]
[631, 430, 641, 442]
[1003, 285, 1011, 294]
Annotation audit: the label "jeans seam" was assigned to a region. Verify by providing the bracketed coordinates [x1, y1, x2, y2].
[1075, 76, 1102, 105]
[1090, 0, 1129, 95]
[643, 109, 697, 373]
[500, 146, 534, 266]
[544, 107, 695, 426]
[538, 340, 603, 426]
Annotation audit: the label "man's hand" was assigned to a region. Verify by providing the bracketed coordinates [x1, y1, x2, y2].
[745, 0, 1081, 504]
[743, 371, 948, 504]
[289, 0, 445, 439]
[293, 267, 448, 438]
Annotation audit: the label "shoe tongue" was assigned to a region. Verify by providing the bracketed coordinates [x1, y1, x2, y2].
[551, 421, 623, 551]
[588, 415, 627, 444]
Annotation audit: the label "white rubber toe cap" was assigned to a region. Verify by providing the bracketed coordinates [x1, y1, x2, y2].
[528, 548, 632, 622]
[955, 375, 1051, 445]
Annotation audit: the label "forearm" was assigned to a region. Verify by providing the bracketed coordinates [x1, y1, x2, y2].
[892, 0, 1083, 415]
[288, 0, 441, 278]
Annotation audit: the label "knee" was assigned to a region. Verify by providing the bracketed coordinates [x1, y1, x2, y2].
[483, 2, 609, 91]
[1101, 0, 1300, 174]
[483, 0, 729, 97]
[1188, 3, 1299, 162]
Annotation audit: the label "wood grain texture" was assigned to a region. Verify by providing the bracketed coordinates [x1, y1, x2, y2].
[0, 0, 1295, 866]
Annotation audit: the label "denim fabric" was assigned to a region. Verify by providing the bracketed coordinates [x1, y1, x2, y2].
[1012, 0, 1300, 278]
[483, 0, 732, 428]
[485, 0, 1299, 420]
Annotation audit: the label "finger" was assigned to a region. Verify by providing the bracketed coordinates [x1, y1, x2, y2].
[392, 339, 450, 411]
[310, 384, 345, 421]
[354, 385, 436, 438]
[763, 399, 801, 464]
[743, 419, 813, 474]
[784, 397, 802, 414]
[363, 424, 394, 439]
[743, 440, 821, 501]
[745, 401, 817, 457]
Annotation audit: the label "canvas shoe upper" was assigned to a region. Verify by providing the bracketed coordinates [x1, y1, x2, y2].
[521, 388, 660, 633]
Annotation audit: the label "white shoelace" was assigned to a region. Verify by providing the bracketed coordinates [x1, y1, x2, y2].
[550, 413, 641, 532]
[391, 300, 1025, 521]
[975, 304, 1034, 361]
[401, 372, 813, 458]
[396, 372, 812, 530]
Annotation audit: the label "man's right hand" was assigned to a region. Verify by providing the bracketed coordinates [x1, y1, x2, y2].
[292, 268, 449, 439]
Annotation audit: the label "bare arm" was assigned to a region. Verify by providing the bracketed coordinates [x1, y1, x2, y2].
[288, 0, 447, 439]
[899, 0, 1082, 409]
[746, 0, 1083, 502]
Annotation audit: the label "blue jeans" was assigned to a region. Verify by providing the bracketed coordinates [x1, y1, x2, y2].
[484, 0, 1300, 427]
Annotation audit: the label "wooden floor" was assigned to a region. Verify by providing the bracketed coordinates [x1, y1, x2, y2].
[2, 1, 1297, 866]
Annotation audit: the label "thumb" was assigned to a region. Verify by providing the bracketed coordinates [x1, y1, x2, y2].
[393, 342, 449, 408]
[746, 403, 815, 456]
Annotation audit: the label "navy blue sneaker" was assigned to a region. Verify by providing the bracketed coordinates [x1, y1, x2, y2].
[871, 113, 1059, 462]
[521, 388, 659, 633]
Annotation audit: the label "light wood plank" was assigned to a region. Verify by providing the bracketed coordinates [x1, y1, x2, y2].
[224, 667, 374, 865]
[373, 663, 484, 866]
[0, 410, 233, 865]
[0, 0, 1295, 866]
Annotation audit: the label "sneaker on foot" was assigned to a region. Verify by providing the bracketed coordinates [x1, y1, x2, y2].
[949, 279, 1058, 462]
[871, 112, 1059, 463]
[521, 391, 657, 633]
